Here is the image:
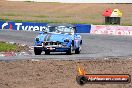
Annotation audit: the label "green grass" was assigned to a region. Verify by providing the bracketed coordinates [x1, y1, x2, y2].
[0, 2, 132, 25]
[0, 17, 103, 24]
[1, 17, 131, 25]
[0, 42, 17, 52]
[33, 15, 49, 18]
[0, 18, 55, 23]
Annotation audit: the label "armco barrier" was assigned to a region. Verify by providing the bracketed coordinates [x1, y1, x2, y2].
[91, 25, 132, 36]
[0, 21, 91, 33]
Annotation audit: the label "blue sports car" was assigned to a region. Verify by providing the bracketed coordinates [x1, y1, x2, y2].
[34, 23, 82, 55]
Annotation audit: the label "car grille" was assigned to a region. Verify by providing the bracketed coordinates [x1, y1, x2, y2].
[43, 42, 62, 46]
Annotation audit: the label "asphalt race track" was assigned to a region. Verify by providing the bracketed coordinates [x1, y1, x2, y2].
[0, 30, 132, 60]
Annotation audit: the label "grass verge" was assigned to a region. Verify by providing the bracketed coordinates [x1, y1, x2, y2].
[0, 2, 132, 25]
[0, 41, 29, 52]
[0, 42, 17, 52]
[0, 18, 105, 25]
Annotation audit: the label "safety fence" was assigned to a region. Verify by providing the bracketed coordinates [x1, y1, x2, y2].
[1, 21, 132, 35]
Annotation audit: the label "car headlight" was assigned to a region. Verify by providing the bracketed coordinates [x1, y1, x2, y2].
[36, 38, 39, 42]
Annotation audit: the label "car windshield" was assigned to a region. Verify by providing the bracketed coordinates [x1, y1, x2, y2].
[46, 26, 75, 34]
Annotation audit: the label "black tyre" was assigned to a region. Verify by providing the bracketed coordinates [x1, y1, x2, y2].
[80, 40, 82, 45]
[76, 76, 87, 85]
[66, 45, 72, 55]
[34, 47, 42, 55]
[75, 47, 81, 54]
[45, 50, 50, 55]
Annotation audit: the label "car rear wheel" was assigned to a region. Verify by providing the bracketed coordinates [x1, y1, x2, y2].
[34, 47, 42, 55]
[75, 47, 81, 54]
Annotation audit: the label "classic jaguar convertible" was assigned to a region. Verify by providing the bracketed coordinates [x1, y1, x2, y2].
[34, 23, 82, 55]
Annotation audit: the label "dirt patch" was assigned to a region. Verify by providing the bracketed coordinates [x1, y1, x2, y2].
[15, 44, 29, 52]
[0, 58, 132, 88]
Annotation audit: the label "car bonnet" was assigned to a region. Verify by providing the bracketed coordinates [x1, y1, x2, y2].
[43, 33, 72, 42]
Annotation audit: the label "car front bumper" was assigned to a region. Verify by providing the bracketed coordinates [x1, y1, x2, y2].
[34, 45, 69, 52]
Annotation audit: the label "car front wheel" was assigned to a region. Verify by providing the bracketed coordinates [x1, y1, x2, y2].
[34, 47, 42, 55]
[45, 50, 50, 55]
[66, 45, 72, 55]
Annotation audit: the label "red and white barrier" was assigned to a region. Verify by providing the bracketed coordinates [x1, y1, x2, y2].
[91, 25, 132, 36]
[0, 52, 16, 57]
